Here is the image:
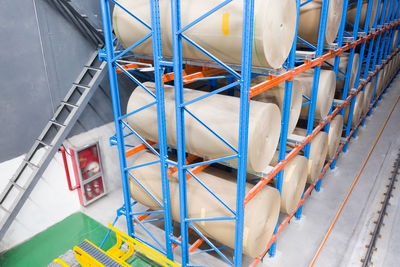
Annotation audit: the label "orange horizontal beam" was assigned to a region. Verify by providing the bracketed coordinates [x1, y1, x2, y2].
[125, 141, 156, 158]
[116, 63, 149, 74]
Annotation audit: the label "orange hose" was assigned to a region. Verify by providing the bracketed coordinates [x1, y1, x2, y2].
[310, 94, 400, 267]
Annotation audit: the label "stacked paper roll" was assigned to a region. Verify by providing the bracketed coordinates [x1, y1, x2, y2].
[127, 82, 281, 172]
[347, 0, 379, 30]
[362, 81, 374, 115]
[269, 154, 308, 214]
[326, 53, 360, 90]
[129, 152, 281, 258]
[113, 0, 297, 69]
[297, 69, 336, 120]
[292, 129, 328, 183]
[252, 76, 304, 135]
[344, 91, 365, 127]
[298, 0, 343, 44]
[326, 115, 344, 160]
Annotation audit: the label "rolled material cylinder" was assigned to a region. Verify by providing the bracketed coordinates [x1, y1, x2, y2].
[375, 69, 385, 96]
[298, 0, 343, 44]
[127, 82, 281, 172]
[270, 154, 308, 214]
[113, 0, 297, 69]
[392, 30, 398, 52]
[298, 69, 336, 119]
[129, 152, 281, 258]
[252, 76, 304, 135]
[326, 115, 343, 160]
[344, 91, 364, 127]
[292, 129, 328, 183]
[326, 53, 360, 90]
[363, 81, 374, 115]
[347, 0, 379, 30]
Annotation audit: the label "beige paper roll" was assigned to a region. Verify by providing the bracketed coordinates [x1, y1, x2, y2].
[347, 0, 379, 30]
[269, 154, 308, 214]
[326, 53, 359, 90]
[363, 81, 374, 115]
[127, 82, 281, 172]
[344, 91, 364, 127]
[327, 115, 343, 160]
[113, 0, 297, 69]
[298, 69, 336, 119]
[292, 129, 328, 183]
[298, 0, 344, 44]
[129, 151, 281, 258]
[392, 30, 398, 52]
[252, 76, 304, 135]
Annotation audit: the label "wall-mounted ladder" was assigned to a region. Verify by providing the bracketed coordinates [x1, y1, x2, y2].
[0, 51, 107, 240]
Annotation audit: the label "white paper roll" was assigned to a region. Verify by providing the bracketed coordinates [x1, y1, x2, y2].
[327, 115, 343, 160]
[127, 82, 281, 172]
[298, 0, 344, 44]
[129, 151, 281, 258]
[113, 0, 297, 69]
[298, 69, 336, 119]
[252, 76, 304, 135]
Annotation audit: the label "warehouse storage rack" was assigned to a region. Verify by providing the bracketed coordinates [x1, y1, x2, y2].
[99, 0, 400, 266]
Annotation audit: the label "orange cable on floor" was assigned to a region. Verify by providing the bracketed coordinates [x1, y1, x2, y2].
[309, 94, 400, 267]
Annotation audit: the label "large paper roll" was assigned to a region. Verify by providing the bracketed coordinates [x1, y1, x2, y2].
[270, 154, 308, 214]
[129, 151, 281, 258]
[298, 0, 344, 44]
[252, 76, 304, 135]
[113, 0, 297, 69]
[392, 30, 398, 52]
[327, 115, 343, 160]
[344, 91, 364, 127]
[298, 69, 336, 119]
[127, 82, 281, 172]
[326, 53, 359, 90]
[347, 0, 379, 30]
[292, 129, 328, 183]
[362, 81, 374, 115]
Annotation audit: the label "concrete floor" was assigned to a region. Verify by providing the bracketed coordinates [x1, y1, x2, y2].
[1, 74, 400, 266]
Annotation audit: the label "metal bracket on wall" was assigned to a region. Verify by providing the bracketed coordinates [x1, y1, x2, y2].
[0, 51, 107, 240]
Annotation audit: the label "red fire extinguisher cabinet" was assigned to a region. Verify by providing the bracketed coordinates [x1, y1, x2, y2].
[70, 142, 107, 206]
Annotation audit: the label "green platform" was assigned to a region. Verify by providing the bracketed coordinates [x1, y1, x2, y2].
[0, 212, 160, 267]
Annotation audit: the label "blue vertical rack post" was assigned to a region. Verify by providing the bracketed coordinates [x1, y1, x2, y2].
[352, 0, 375, 134]
[328, 0, 350, 170]
[99, 0, 175, 261]
[169, 0, 255, 265]
[298, 0, 330, 214]
[268, 0, 300, 257]
[341, 0, 363, 152]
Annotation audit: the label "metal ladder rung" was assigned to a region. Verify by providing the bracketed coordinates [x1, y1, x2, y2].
[61, 101, 78, 108]
[36, 139, 52, 147]
[85, 66, 102, 71]
[73, 83, 91, 90]
[23, 160, 40, 169]
[50, 120, 66, 128]
[0, 205, 10, 214]
[8, 181, 25, 191]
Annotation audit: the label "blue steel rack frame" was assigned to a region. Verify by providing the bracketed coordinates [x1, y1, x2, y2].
[99, 0, 400, 266]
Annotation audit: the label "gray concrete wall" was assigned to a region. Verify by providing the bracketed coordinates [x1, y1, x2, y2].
[0, 0, 123, 162]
